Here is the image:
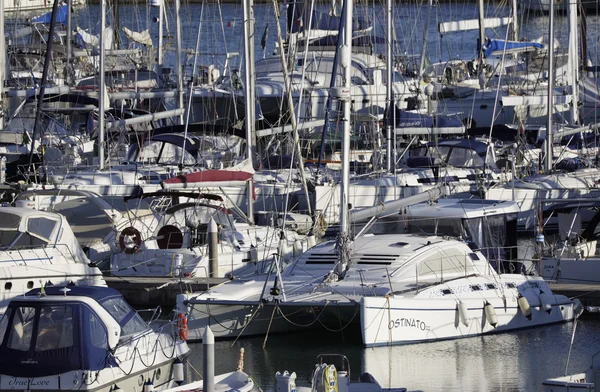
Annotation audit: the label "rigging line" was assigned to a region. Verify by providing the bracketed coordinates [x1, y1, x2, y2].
[181, 0, 206, 166]
[262, 305, 278, 349]
[230, 302, 265, 347]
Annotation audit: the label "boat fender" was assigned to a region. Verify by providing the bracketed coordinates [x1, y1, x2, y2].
[518, 294, 532, 320]
[457, 300, 469, 327]
[143, 379, 155, 392]
[176, 313, 188, 341]
[173, 360, 185, 385]
[538, 290, 554, 314]
[484, 301, 498, 328]
[322, 365, 338, 392]
[119, 227, 142, 254]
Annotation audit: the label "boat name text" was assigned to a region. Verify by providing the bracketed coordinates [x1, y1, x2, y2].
[388, 318, 430, 331]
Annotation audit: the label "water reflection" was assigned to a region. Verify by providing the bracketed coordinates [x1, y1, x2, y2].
[187, 317, 600, 392]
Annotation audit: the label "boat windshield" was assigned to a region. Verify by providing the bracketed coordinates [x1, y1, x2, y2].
[2, 305, 74, 352]
[129, 140, 196, 165]
[0, 230, 48, 251]
[100, 297, 149, 341]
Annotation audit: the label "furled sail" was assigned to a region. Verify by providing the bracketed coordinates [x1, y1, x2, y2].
[76, 26, 114, 50]
[122, 27, 153, 47]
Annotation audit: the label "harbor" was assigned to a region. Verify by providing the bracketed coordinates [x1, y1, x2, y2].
[1, 0, 600, 390]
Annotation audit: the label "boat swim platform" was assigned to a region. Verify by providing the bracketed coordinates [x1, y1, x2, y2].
[104, 276, 228, 310]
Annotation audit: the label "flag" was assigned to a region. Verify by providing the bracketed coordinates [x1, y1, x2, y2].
[260, 24, 268, 51]
[227, 20, 236, 28]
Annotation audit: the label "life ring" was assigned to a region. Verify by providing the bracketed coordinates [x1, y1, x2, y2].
[176, 313, 188, 341]
[119, 227, 142, 254]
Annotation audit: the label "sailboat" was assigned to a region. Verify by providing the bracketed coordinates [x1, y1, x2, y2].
[174, 0, 579, 347]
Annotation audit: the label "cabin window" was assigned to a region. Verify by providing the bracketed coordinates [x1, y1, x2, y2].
[485, 283, 496, 290]
[89, 313, 108, 349]
[447, 148, 484, 168]
[506, 283, 516, 288]
[0, 308, 12, 345]
[101, 298, 132, 324]
[0, 231, 20, 250]
[26, 217, 57, 242]
[101, 297, 149, 340]
[442, 289, 453, 295]
[3, 232, 48, 250]
[121, 313, 149, 339]
[417, 248, 475, 279]
[35, 305, 73, 351]
[7, 306, 36, 351]
[470, 285, 482, 291]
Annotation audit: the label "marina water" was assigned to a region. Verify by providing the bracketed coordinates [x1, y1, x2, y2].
[187, 316, 600, 391]
[6, 2, 600, 391]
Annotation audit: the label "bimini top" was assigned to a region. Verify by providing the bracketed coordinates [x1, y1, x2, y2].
[0, 286, 150, 378]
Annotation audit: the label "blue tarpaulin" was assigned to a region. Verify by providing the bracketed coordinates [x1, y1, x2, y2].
[32, 4, 68, 24]
[481, 38, 544, 58]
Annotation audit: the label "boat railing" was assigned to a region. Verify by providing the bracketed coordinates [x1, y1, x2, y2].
[136, 306, 162, 325]
[7, 243, 78, 265]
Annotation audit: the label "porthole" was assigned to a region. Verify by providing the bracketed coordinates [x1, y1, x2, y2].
[4, 282, 12, 290]
[442, 289, 453, 295]
[27, 281, 34, 289]
[506, 283, 516, 289]
[470, 285, 482, 291]
[485, 283, 496, 290]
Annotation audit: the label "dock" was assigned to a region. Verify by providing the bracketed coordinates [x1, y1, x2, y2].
[548, 283, 600, 311]
[105, 276, 228, 310]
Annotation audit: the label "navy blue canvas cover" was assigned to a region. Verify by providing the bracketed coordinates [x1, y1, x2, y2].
[0, 287, 119, 377]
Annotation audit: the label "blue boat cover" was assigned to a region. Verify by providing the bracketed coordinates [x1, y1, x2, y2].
[481, 38, 544, 58]
[32, 4, 69, 24]
[0, 286, 120, 377]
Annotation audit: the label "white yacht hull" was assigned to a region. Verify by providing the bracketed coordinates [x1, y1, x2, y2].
[539, 256, 600, 285]
[361, 276, 575, 347]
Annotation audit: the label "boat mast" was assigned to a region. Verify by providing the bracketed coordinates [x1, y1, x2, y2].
[477, 0, 486, 69]
[28, 0, 61, 177]
[568, 0, 579, 125]
[385, 0, 393, 172]
[66, 0, 72, 85]
[242, 0, 256, 223]
[157, 0, 164, 68]
[510, 0, 518, 41]
[99, 0, 106, 170]
[545, 0, 554, 173]
[337, 0, 352, 275]
[0, 0, 4, 130]
[418, 0, 432, 78]
[272, 0, 313, 217]
[175, 0, 184, 124]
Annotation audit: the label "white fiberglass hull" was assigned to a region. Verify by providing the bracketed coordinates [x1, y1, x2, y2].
[361, 276, 575, 347]
[539, 256, 600, 285]
[0, 360, 177, 391]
